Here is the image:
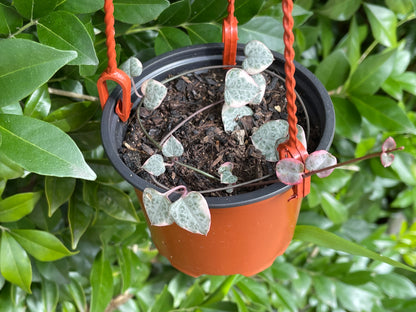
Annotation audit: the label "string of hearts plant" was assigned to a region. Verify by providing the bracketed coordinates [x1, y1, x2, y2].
[121, 40, 404, 236]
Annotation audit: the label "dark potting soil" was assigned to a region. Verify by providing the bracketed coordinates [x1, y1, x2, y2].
[120, 68, 320, 197]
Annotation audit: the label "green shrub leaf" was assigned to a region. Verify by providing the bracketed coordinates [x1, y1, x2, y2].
[10, 229, 76, 261]
[37, 11, 98, 66]
[185, 23, 222, 44]
[90, 251, 113, 312]
[157, 0, 191, 26]
[347, 49, 396, 95]
[23, 85, 51, 119]
[0, 39, 77, 107]
[294, 225, 416, 272]
[13, 0, 58, 19]
[189, 0, 228, 22]
[315, 50, 350, 90]
[0, 232, 32, 293]
[113, 0, 169, 24]
[0, 114, 96, 180]
[0, 192, 41, 223]
[155, 27, 192, 55]
[58, 0, 104, 14]
[373, 273, 416, 298]
[0, 4, 22, 35]
[45, 177, 76, 217]
[318, 0, 361, 21]
[364, 4, 397, 47]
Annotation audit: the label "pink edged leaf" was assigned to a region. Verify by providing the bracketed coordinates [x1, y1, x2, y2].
[275, 158, 305, 185]
[381, 152, 395, 167]
[218, 162, 238, 184]
[305, 150, 337, 178]
[382, 136, 396, 152]
[169, 192, 211, 235]
[141, 79, 167, 111]
[142, 188, 174, 226]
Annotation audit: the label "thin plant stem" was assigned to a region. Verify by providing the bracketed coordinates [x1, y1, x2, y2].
[136, 100, 163, 150]
[174, 161, 220, 181]
[48, 88, 99, 101]
[160, 99, 224, 145]
[8, 19, 38, 38]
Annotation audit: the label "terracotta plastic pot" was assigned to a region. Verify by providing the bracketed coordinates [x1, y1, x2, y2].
[101, 43, 335, 276]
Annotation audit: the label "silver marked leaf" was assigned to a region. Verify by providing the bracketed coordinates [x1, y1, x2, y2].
[221, 103, 253, 132]
[170, 192, 211, 235]
[143, 188, 173, 226]
[276, 158, 304, 185]
[242, 40, 274, 75]
[381, 152, 395, 167]
[252, 119, 289, 161]
[141, 79, 167, 110]
[305, 150, 337, 178]
[162, 136, 184, 157]
[382, 136, 396, 152]
[120, 56, 143, 78]
[250, 74, 266, 104]
[142, 154, 165, 176]
[224, 68, 261, 107]
[218, 162, 238, 184]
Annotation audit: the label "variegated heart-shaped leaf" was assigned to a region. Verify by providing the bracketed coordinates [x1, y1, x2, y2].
[221, 103, 253, 132]
[381, 152, 395, 168]
[305, 150, 337, 178]
[141, 79, 167, 110]
[142, 154, 165, 176]
[143, 188, 173, 226]
[162, 136, 184, 157]
[252, 120, 289, 161]
[250, 74, 266, 105]
[120, 56, 143, 78]
[275, 158, 304, 185]
[242, 40, 274, 75]
[170, 192, 211, 235]
[224, 68, 261, 107]
[218, 162, 238, 184]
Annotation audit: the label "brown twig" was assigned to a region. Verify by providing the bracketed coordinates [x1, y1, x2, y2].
[48, 88, 99, 101]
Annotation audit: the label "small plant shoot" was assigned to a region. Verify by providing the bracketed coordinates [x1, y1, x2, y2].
[219, 162, 238, 184]
[141, 79, 167, 110]
[242, 40, 274, 75]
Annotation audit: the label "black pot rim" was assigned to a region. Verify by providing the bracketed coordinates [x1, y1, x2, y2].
[101, 43, 335, 208]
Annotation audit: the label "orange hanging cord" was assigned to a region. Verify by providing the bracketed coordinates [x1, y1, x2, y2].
[97, 0, 132, 122]
[278, 0, 310, 199]
[222, 0, 238, 65]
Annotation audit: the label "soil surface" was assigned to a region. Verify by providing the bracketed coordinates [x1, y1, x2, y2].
[120, 68, 318, 196]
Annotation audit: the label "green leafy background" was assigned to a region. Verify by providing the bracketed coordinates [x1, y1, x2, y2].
[1, 0, 416, 311]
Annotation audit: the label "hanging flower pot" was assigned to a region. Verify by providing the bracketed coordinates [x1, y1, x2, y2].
[100, 42, 335, 276]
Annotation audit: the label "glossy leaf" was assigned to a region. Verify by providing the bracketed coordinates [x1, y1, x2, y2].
[224, 68, 261, 107]
[90, 251, 113, 312]
[157, 0, 190, 26]
[234, 0, 264, 25]
[315, 50, 350, 90]
[294, 225, 416, 272]
[335, 281, 377, 312]
[116, 247, 133, 293]
[221, 103, 253, 132]
[238, 16, 284, 53]
[386, 0, 415, 14]
[162, 136, 184, 157]
[10, 229, 75, 261]
[68, 186, 94, 249]
[185, 23, 222, 44]
[142, 79, 167, 110]
[0, 4, 22, 35]
[180, 283, 205, 308]
[242, 40, 274, 75]
[189, 0, 228, 22]
[143, 188, 173, 226]
[151, 285, 174, 312]
[155, 27, 192, 55]
[373, 273, 416, 298]
[0, 151, 24, 180]
[0, 39, 76, 107]
[23, 85, 51, 119]
[0, 114, 96, 180]
[0, 192, 41, 223]
[312, 275, 337, 308]
[113, 0, 169, 24]
[37, 11, 98, 66]
[68, 277, 86, 312]
[45, 176, 76, 217]
[364, 4, 397, 47]
[202, 275, 240, 306]
[58, 0, 104, 14]
[41, 277, 59, 312]
[13, 0, 58, 19]
[0, 232, 32, 293]
[318, 0, 361, 21]
[332, 96, 362, 142]
[350, 95, 416, 134]
[321, 192, 348, 224]
[271, 283, 298, 312]
[142, 154, 166, 176]
[345, 16, 361, 70]
[44, 101, 98, 132]
[170, 192, 211, 235]
[347, 49, 396, 95]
